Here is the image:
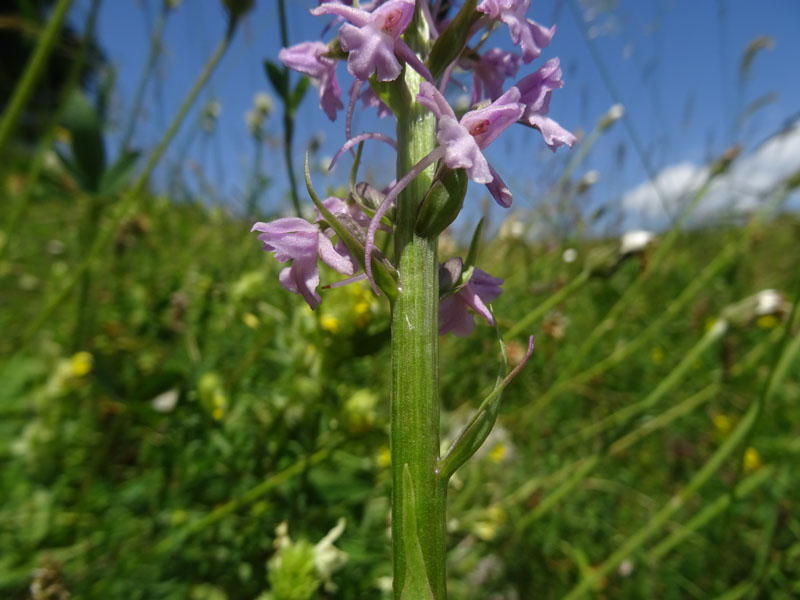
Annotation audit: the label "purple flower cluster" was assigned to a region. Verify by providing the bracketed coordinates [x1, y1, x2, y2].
[256, 0, 575, 336]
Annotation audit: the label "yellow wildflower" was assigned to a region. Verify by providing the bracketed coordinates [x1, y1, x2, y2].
[488, 442, 507, 464]
[712, 413, 732, 435]
[743, 446, 761, 472]
[70, 352, 93, 377]
[243, 312, 260, 329]
[377, 446, 391, 468]
[321, 315, 340, 333]
[651, 347, 664, 365]
[756, 314, 778, 329]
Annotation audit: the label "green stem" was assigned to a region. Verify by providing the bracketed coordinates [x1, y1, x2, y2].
[515, 316, 783, 535]
[570, 319, 728, 446]
[18, 16, 239, 347]
[0, 0, 74, 156]
[391, 67, 445, 598]
[647, 466, 773, 563]
[2, 0, 100, 260]
[523, 181, 792, 415]
[506, 269, 589, 339]
[120, 0, 170, 152]
[154, 448, 332, 555]
[277, 0, 303, 217]
[563, 296, 800, 599]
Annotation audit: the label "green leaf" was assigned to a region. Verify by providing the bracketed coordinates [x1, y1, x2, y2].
[264, 59, 288, 98]
[426, 0, 480, 80]
[369, 76, 410, 117]
[463, 217, 484, 273]
[400, 465, 435, 600]
[289, 76, 310, 113]
[62, 90, 106, 192]
[98, 150, 140, 196]
[415, 167, 468, 238]
[304, 152, 399, 302]
[437, 322, 533, 481]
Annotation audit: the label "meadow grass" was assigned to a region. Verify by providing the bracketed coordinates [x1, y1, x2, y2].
[0, 3, 798, 598]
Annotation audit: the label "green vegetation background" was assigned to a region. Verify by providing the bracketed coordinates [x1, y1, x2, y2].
[1, 1, 799, 598]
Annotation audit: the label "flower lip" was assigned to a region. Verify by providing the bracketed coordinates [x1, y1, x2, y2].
[376, 6, 406, 35]
[469, 120, 490, 137]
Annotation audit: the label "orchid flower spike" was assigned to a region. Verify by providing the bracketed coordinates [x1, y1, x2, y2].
[312, 0, 433, 83]
[279, 42, 344, 121]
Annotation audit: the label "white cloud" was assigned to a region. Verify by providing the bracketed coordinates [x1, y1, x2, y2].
[621, 122, 800, 228]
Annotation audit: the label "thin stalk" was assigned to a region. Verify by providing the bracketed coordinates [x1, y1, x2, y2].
[515, 320, 783, 534]
[566, 0, 674, 223]
[73, 192, 101, 350]
[2, 0, 100, 260]
[246, 134, 265, 216]
[529, 109, 615, 239]
[523, 181, 791, 415]
[569, 319, 728, 446]
[712, 583, 754, 600]
[562, 292, 800, 599]
[0, 0, 74, 156]
[154, 447, 332, 554]
[391, 64, 444, 598]
[506, 268, 590, 339]
[647, 466, 774, 562]
[119, 0, 170, 152]
[18, 16, 240, 347]
[517, 456, 598, 530]
[744, 466, 789, 599]
[277, 0, 303, 217]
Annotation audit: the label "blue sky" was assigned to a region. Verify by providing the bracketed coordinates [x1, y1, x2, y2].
[71, 0, 800, 233]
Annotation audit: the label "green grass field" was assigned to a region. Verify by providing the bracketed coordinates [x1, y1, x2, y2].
[2, 185, 798, 598]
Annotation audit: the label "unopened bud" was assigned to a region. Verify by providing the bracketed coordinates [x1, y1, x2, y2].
[710, 145, 741, 177]
[253, 92, 274, 117]
[585, 245, 619, 278]
[562, 248, 578, 263]
[599, 103, 624, 131]
[721, 289, 790, 328]
[202, 101, 221, 133]
[576, 170, 599, 194]
[416, 167, 468, 238]
[222, 0, 253, 19]
[619, 230, 655, 256]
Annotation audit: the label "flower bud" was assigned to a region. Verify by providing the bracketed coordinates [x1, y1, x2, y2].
[721, 289, 790, 328]
[619, 230, 655, 256]
[598, 103, 624, 131]
[709, 144, 741, 177]
[415, 167, 469, 238]
[576, 170, 599, 194]
[222, 0, 253, 19]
